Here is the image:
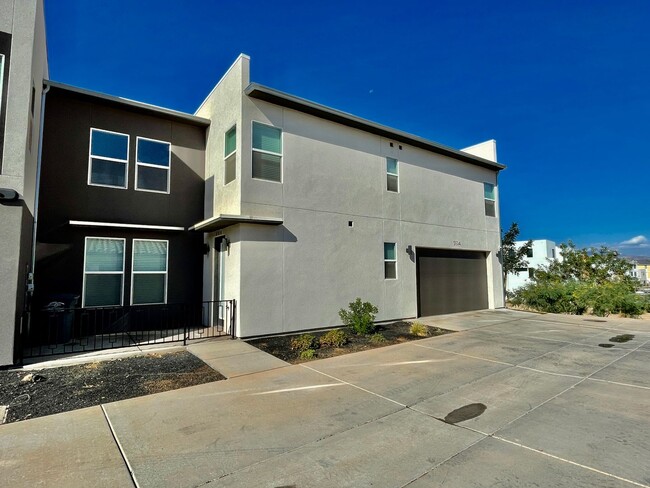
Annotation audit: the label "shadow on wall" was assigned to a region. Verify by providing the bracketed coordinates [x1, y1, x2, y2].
[228, 225, 297, 243]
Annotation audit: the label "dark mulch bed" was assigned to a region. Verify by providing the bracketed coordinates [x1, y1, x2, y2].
[248, 321, 453, 364]
[0, 351, 224, 424]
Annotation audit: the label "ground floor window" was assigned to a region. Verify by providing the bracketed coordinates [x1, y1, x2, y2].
[83, 237, 125, 307]
[82, 237, 169, 307]
[132, 239, 168, 304]
[384, 242, 397, 279]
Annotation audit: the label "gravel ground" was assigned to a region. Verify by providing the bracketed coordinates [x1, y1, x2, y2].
[248, 321, 452, 363]
[0, 351, 225, 424]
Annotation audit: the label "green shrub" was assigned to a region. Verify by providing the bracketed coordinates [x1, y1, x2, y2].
[409, 322, 429, 337]
[290, 334, 318, 352]
[369, 333, 387, 344]
[299, 349, 316, 360]
[319, 329, 348, 347]
[339, 298, 379, 335]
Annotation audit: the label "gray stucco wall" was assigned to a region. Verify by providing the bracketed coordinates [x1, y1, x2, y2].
[217, 93, 504, 337]
[0, 0, 47, 366]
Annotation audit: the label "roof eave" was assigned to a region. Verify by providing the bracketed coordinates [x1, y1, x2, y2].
[245, 83, 506, 172]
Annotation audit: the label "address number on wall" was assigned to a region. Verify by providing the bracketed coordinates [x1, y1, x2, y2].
[453, 240, 461, 246]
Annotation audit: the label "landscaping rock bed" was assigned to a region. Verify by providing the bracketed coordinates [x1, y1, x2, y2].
[0, 351, 224, 424]
[248, 321, 452, 364]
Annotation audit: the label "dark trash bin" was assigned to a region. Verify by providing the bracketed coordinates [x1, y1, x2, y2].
[43, 294, 80, 344]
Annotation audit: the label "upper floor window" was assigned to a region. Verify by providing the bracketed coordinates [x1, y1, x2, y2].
[132, 239, 168, 305]
[88, 129, 129, 188]
[526, 248, 534, 258]
[484, 183, 496, 217]
[224, 126, 236, 185]
[384, 242, 397, 279]
[136, 137, 171, 193]
[252, 121, 282, 182]
[387, 157, 399, 192]
[83, 237, 125, 307]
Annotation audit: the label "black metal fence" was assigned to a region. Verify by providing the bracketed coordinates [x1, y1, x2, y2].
[19, 300, 235, 360]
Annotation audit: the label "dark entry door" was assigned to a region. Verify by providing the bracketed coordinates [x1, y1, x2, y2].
[417, 248, 488, 316]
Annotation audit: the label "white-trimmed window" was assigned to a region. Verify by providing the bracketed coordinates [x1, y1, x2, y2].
[252, 121, 282, 182]
[83, 237, 125, 307]
[484, 183, 496, 217]
[0, 54, 4, 116]
[224, 126, 236, 185]
[387, 157, 399, 192]
[384, 242, 397, 279]
[88, 129, 129, 188]
[131, 239, 168, 305]
[136, 137, 171, 193]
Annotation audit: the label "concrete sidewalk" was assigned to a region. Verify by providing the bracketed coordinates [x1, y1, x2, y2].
[1, 310, 649, 487]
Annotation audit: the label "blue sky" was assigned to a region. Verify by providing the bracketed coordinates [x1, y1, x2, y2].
[44, 0, 650, 255]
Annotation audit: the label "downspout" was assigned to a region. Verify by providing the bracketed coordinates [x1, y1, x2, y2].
[29, 82, 50, 289]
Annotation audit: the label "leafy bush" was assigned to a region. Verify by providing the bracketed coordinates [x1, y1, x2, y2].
[369, 333, 387, 344]
[511, 280, 647, 318]
[319, 329, 348, 347]
[290, 334, 318, 352]
[299, 349, 316, 360]
[409, 322, 429, 337]
[339, 298, 379, 335]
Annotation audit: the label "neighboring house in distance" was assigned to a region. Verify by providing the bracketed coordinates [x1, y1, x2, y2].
[0, 0, 47, 366]
[629, 262, 648, 285]
[507, 239, 560, 293]
[0, 8, 509, 365]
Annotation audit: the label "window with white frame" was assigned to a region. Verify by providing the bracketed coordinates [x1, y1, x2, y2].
[384, 242, 397, 279]
[131, 239, 168, 304]
[88, 129, 129, 188]
[484, 182, 496, 217]
[83, 237, 125, 307]
[136, 137, 171, 193]
[224, 126, 236, 185]
[387, 157, 399, 192]
[252, 121, 282, 182]
[0, 54, 4, 115]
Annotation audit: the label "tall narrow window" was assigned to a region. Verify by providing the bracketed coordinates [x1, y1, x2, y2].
[0, 54, 4, 116]
[252, 121, 282, 182]
[83, 237, 125, 307]
[387, 157, 399, 192]
[136, 137, 171, 193]
[526, 248, 534, 258]
[484, 183, 496, 217]
[132, 239, 168, 305]
[224, 126, 236, 185]
[88, 129, 129, 188]
[384, 242, 397, 279]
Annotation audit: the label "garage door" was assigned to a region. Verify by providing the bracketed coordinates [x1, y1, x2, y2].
[417, 248, 488, 316]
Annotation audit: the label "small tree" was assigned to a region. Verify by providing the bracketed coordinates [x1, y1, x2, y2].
[501, 223, 533, 292]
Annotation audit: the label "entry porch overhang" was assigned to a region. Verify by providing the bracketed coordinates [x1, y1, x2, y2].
[189, 214, 283, 232]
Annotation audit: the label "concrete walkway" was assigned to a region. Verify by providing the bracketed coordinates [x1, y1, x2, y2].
[1, 310, 649, 487]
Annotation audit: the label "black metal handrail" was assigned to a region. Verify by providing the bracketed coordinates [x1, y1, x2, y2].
[19, 299, 236, 360]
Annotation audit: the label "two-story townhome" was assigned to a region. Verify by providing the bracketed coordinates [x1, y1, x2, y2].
[193, 55, 505, 338]
[34, 83, 208, 318]
[506, 239, 561, 292]
[1, 5, 508, 365]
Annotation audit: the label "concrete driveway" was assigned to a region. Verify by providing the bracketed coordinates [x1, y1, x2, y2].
[2, 309, 649, 487]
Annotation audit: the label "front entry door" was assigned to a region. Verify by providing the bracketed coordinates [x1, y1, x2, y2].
[212, 236, 227, 327]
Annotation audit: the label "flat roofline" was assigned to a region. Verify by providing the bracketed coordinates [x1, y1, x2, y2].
[190, 214, 284, 232]
[245, 83, 506, 171]
[46, 81, 211, 127]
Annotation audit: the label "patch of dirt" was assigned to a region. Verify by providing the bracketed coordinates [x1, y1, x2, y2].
[247, 321, 453, 364]
[0, 351, 225, 424]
